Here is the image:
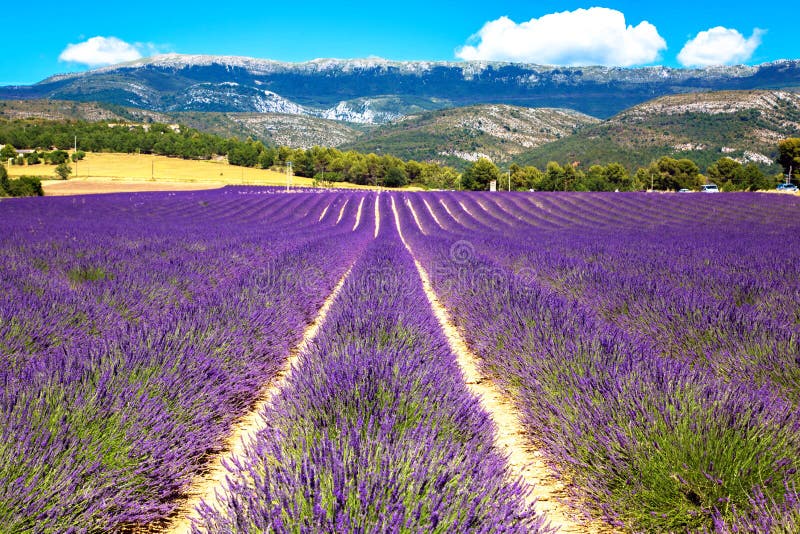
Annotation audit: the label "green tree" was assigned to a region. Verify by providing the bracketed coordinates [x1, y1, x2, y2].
[510, 165, 543, 190]
[0, 163, 9, 196]
[777, 138, 800, 182]
[635, 165, 658, 191]
[739, 163, 771, 191]
[604, 162, 632, 190]
[707, 157, 742, 185]
[7, 176, 43, 196]
[46, 150, 70, 165]
[461, 158, 500, 191]
[258, 147, 277, 169]
[585, 165, 612, 191]
[383, 166, 408, 188]
[644, 157, 701, 190]
[227, 140, 261, 167]
[538, 162, 583, 191]
[0, 144, 17, 161]
[405, 160, 423, 183]
[55, 162, 72, 180]
[420, 163, 458, 190]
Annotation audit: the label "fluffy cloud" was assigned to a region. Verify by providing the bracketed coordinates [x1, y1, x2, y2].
[456, 8, 666, 66]
[677, 27, 764, 67]
[59, 36, 145, 67]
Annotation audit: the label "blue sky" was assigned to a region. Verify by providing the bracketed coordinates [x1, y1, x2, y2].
[2, 1, 797, 85]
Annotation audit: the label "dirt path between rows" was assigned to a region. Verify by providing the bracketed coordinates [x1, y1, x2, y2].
[164, 265, 354, 534]
[390, 196, 603, 533]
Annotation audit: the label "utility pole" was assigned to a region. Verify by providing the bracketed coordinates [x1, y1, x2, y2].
[74, 136, 78, 178]
[286, 161, 293, 192]
[508, 170, 511, 192]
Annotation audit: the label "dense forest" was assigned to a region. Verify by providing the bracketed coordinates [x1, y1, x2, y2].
[0, 119, 792, 192]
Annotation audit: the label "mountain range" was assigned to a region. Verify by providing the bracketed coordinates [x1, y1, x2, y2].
[2, 54, 800, 171]
[2, 54, 800, 122]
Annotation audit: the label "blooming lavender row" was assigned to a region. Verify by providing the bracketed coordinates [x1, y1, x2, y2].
[193, 202, 550, 533]
[415, 192, 800, 403]
[397, 191, 800, 531]
[0, 189, 375, 531]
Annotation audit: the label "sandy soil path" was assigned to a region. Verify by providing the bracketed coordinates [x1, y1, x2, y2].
[336, 198, 350, 224]
[422, 198, 444, 230]
[390, 196, 607, 533]
[353, 196, 365, 231]
[374, 193, 381, 238]
[164, 265, 354, 534]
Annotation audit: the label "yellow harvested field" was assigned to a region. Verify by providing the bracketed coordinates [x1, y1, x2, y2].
[6, 152, 376, 195]
[38, 180, 224, 196]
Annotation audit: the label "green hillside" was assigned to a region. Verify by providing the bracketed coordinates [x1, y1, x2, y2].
[516, 90, 800, 172]
[340, 104, 599, 168]
[0, 100, 365, 149]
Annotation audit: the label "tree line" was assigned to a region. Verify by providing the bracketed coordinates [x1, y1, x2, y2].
[1, 118, 796, 191]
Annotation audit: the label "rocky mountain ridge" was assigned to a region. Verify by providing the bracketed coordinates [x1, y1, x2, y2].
[3, 54, 799, 122]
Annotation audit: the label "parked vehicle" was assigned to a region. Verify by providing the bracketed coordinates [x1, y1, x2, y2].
[777, 183, 799, 192]
[678, 188, 691, 193]
[700, 184, 720, 193]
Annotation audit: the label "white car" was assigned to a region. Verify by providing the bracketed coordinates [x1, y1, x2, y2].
[700, 184, 720, 193]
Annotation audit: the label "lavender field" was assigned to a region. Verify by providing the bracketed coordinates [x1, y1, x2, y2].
[2, 188, 800, 532]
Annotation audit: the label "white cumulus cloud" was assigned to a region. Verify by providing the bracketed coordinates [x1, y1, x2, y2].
[59, 36, 145, 67]
[677, 27, 764, 67]
[456, 7, 666, 66]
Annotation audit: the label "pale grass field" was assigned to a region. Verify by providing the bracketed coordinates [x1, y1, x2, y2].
[6, 152, 379, 195]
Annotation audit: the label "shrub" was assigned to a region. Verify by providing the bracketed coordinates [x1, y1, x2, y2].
[6, 176, 44, 197]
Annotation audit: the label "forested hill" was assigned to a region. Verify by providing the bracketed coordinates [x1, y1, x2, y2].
[516, 90, 800, 171]
[2, 55, 800, 122]
[340, 105, 599, 167]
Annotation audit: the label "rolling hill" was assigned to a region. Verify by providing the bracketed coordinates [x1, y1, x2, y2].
[0, 100, 365, 149]
[0, 99, 171, 123]
[515, 90, 800, 171]
[170, 112, 363, 147]
[340, 104, 599, 167]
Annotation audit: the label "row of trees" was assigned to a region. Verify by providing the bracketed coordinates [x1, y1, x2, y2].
[226, 142, 462, 189]
[1, 146, 81, 166]
[458, 156, 776, 192]
[0, 120, 229, 160]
